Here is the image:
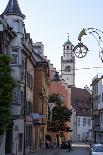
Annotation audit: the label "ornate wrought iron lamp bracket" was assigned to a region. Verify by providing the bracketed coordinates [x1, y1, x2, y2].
[74, 28, 103, 62]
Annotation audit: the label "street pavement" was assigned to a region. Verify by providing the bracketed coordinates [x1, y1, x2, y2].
[28, 143, 90, 155]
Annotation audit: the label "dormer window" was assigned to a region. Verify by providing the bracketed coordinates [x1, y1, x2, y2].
[13, 19, 22, 33]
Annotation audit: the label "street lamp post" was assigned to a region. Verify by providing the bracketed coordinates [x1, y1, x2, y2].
[73, 28, 103, 62]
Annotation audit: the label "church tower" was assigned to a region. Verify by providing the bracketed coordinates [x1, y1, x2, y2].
[61, 36, 75, 86]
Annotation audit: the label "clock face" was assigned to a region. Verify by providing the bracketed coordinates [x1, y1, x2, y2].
[65, 66, 71, 72]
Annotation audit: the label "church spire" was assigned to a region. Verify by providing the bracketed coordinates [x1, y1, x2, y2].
[2, 0, 25, 19]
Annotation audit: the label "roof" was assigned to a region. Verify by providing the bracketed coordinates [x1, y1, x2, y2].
[32, 49, 48, 64]
[64, 39, 73, 46]
[2, 0, 25, 19]
[63, 36, 73, 46]
[71, 87, 92, 117]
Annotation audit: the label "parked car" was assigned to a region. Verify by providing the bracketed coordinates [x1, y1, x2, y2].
[89, 144, 103, 155]
[61, 141, 68, 149]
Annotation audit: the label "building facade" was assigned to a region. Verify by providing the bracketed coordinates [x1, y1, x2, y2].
[71, 87, 92, 142]
[92, 74, 103, 143]
[0, 0, 50, 154]
[32, 44, 50, 151]
[0, 16, 17, 155]
[48, 62, 72, 142]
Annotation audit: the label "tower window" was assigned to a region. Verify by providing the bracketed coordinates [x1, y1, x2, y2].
[64, 46, 67, 50]
[13, 19, 22, 33]
[70, 45, 72, 50]
[67, 46, 69, 49]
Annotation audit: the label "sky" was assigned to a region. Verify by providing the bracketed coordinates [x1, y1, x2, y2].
[0, 0, 103, 88]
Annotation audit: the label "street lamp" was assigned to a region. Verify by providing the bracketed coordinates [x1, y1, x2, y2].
[73, 28, 103, 62]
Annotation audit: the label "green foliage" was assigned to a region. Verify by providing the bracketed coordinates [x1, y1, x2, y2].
[0, 55, 16, 135]
[48, 93, 72, 133]
[48, 93, 63, 106]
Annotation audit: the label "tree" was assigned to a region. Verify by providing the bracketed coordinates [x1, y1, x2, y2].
[0, 55, 16, 135]
[48, 93, 72, 133]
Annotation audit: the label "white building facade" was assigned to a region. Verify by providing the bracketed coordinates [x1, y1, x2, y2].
[77, 116, 92, 142]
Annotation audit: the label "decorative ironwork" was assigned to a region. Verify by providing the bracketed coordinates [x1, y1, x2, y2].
[73, 42, 88, 58]
[74, 28, 103, 62]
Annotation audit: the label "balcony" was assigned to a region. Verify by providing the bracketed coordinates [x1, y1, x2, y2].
[98, 102, 103, 110]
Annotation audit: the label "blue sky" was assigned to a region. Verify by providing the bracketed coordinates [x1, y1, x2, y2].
[0, 0, 103, 88]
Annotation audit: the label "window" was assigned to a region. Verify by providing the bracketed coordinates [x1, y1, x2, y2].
[11, 48, 19, 64]
[13, 19, 22, 33]
[98, 94, 101, 103]
[83, 118, 86, 126]
[12, 88, 18, 104]
[100, 112, 103, 124]
[78, 118, 80, 126]
[12, 87, 22, 105]
[26, 101, 32, 115]
[64, 46, 67, 50]
[21, 91, 24, 105]
[83, 132, 85, 138]
[21, 71, 24, 81]
[18, 133, 23, 152]
[86, 132, 89, 137]
[88, 118, 91, 126]
[27, 72, 33, 89]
